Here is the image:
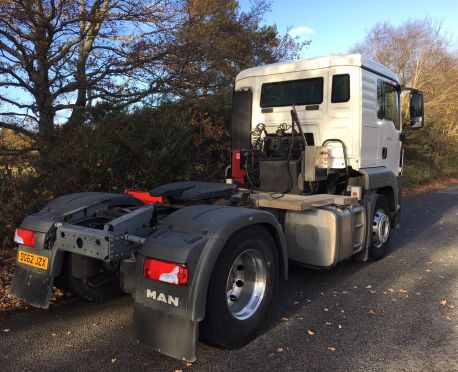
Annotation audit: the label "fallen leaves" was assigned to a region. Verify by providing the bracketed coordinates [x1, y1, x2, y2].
[439, 299, 455, 309]
[327, 347, 336, 352]
[367, 309, 377, 315]
[3, 329, 10, 332]
[307, 330, 315, 336]
[276, 347, 284, 353]
[111, 358, 117, 363]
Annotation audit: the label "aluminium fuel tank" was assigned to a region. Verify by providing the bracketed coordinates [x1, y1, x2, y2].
[284, 205, 366, 268]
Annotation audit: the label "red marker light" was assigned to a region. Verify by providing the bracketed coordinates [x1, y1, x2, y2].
[143, 258, 188, 285]
[14, 228, 36, 248]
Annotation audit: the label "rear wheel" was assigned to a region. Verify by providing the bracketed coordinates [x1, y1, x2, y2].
[56, 253, 122, 303]
[201, 225, 278, 348]
[368, 195, 391, 260]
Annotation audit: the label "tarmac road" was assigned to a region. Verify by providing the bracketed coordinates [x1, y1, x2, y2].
[1, 186, 457, 372]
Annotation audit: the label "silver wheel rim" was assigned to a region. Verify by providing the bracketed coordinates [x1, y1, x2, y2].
[226, 249, 267, 320]
[373, 209, 390, 248]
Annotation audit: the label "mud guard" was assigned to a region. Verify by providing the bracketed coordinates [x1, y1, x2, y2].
[132, 204, 287, 361]
[134, 303, 198, 361]
[10, 242, 65, 309]
[10, 265, 55, 309]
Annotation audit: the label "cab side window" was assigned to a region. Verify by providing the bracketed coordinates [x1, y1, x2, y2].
[331, 74, 350, 103]
[377, 80, 400, 129]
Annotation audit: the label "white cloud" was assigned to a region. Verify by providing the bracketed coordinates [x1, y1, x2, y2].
[289, 26, 314, 37]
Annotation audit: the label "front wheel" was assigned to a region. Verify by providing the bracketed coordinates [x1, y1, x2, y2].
[201, 225, 278, 348]
[368, 195, 392, 260]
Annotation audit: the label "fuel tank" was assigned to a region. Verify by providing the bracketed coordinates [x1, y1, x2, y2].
[284, 205, 366, 267]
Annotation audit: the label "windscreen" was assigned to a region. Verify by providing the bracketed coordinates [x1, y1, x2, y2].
[260, 77, 323, 108]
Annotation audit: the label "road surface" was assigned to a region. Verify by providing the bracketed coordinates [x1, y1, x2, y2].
[1, 186, 457, 371]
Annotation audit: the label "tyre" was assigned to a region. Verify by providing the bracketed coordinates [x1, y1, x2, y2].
[56, 253, 122, 302]
[368, 195, 391, 260]
[201, 225, 278, 348]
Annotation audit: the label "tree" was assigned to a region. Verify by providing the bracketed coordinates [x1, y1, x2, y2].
[351, 19, 458, 178]
[0, 0, 177, 149]
[165, 0, 307, 99]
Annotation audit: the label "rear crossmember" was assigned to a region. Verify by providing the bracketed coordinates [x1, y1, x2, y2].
[54, 204, 156, 261]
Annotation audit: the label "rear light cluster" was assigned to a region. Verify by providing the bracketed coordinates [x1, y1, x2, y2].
[14, 228, 36, 248]
[143, 258, 188, 285]
[231, 150, 247, 183]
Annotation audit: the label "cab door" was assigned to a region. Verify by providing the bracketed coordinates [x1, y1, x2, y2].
[376, 80, 401, 175]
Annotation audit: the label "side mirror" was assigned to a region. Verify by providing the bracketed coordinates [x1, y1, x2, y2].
[410, 91, 424, 129]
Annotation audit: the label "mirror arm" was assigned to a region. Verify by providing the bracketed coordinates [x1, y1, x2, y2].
[401, 86, 421, 93]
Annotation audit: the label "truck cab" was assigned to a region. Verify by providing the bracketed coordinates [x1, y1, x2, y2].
[231, 54, 422, 184]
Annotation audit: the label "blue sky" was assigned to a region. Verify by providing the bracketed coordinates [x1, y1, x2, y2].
[239, 0, 458, 58]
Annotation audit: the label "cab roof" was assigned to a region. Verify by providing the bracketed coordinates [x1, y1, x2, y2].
[236, 54, 399, 84]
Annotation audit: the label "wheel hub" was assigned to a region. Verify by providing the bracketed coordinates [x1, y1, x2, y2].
[226, 249, 267, 320]
[372, 209, 390, 248]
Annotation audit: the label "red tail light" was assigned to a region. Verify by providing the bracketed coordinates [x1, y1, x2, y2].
[143, 258, 188, 285]
[14, 228, 36, 248]
[231, 150, 246, 183]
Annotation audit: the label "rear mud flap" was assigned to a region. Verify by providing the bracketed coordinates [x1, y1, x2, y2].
[10, 265, 54, 309]
[133, 302, 198, 362]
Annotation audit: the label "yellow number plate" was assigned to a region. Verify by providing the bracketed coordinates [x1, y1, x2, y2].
[18, 250, 49, 270]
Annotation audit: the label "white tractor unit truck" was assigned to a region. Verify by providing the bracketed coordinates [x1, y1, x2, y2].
[10, 54, 424, 361]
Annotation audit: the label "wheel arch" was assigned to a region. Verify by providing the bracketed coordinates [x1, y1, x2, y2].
[182, 206, 287, 321]
[376, 186, 395, 220]
[359, 167, 401, 227]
